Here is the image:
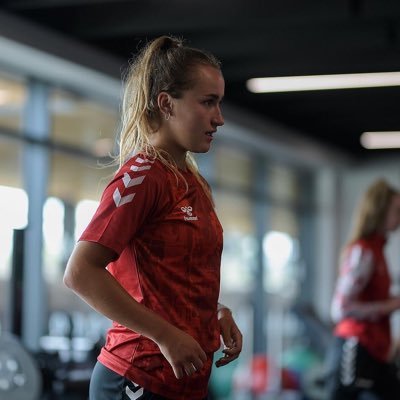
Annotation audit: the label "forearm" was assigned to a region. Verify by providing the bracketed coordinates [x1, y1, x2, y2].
[345, 296, 400, 320]
[215, 302, 242, 367]
[64, 248, 174, 344]
[64, 239, 210, 380]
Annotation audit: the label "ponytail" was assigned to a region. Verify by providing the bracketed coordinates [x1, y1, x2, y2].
[114, 35, 221, 204]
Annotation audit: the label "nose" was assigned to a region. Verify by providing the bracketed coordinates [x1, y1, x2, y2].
[213, 106, 224, 127]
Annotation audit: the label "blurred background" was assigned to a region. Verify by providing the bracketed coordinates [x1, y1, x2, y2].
[1, 1, 400, 399]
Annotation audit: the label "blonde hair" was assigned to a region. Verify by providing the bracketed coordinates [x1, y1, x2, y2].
[115, 35, 221, 200]
[347, 178, 398, 244]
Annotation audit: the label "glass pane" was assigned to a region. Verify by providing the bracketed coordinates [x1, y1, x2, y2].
[49, 151, 115, 202]
[263, 231, 301, 296]
[47, 151, 116, 318]
[43, 197, 65, 283]
[214, 190, 254, 234]
[0, 137, 23, 188]
[0, 72, 26, 134]
[214, 190, 256, 293]
[0, 185, 28, 277]
[50, 89, 119, 156]
[215, 145, 252, 190]
[75, 199, 99, 240]
[268, 205, 299, 237]
[267, 164, 299, 204]
[0, 185, 28, 331]
[0, 137, 24, 329]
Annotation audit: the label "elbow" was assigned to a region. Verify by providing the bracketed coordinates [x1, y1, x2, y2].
[63, 262, 80, 291]
[63, 270, 73, 289]
[63, 269, 75, 290]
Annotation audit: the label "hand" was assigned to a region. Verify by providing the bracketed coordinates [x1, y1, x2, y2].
[155, 325, 207, 380]
[215, 307, 242, 368]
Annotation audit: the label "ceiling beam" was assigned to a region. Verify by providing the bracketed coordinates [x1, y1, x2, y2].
[221, 47, 400, 80]
[61, 1, 349, 38]
[0, 10, 122, 103]
[3, 0, 132, 9]
[0, 10, 123, 78]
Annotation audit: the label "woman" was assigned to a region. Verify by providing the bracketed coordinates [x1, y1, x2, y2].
[64, 36, 242, 400]
[327, 179, 400, 399]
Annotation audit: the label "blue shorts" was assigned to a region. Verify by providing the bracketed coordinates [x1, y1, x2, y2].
[89, 361, 166, 400]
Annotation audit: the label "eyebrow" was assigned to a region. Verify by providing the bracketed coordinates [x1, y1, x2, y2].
[204, 94, 224, 101]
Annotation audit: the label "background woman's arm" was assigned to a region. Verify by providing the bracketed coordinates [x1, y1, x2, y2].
[331, 244, 400, 322]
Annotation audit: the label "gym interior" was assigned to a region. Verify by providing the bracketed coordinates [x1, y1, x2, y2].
[1, 4, 400, 400]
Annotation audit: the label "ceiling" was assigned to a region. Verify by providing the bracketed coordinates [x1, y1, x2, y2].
[2, 0, 400, 160]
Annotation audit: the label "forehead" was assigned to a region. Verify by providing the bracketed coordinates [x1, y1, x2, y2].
[189, 64, 225, 96]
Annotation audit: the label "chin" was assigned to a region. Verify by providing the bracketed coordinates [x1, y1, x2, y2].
[189, 148, 210, 155]
[196, 143, 212, 153]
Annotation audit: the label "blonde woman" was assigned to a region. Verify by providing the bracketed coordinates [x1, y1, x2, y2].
[327, 179, 400, 399]
[64, 36, 242, 400]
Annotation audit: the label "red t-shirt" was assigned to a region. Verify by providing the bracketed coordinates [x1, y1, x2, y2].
[332, 234, 391, 362]
[80, 155, 223, 399]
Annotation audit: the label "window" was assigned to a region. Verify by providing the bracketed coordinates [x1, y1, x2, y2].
[0, 73, 26, 134]
[50, 89, 119, 156]
[215, 146, 253, 190]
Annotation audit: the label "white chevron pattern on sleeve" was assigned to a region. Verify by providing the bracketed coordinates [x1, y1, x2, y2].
[131, 165, 152, 172]
[113, 188, 135, 207]
[136, 156, 155, 164]
[112, 158, 153, 207]
[122, 173, 145, 188]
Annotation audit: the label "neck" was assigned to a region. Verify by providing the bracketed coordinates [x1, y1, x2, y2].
[150, 131, 187, 171]
[174, 157, 188, 171]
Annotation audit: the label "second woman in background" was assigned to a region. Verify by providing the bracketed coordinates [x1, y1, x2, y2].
[327, 179, 400, 400]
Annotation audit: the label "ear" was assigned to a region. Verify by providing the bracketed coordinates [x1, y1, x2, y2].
[157, 92, 173, 119]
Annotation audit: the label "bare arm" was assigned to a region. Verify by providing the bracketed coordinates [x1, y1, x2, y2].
[345, 296, 400, 320]
[214, 306, 242, 367]
[63, 240, 206, 379]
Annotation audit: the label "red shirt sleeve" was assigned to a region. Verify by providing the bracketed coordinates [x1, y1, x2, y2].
[79, 156, 162, 255]
[331, 244, 374, 322]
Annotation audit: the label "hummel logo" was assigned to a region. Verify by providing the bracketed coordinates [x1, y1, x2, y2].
[181, 205, 198, 221]
[181, 206, 193, 216]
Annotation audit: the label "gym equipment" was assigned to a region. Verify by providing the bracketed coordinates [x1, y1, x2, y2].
[0, 333, 42, 400]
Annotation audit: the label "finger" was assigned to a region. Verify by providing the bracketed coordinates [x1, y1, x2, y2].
[216, 345, 241, 365]
[222, 346, 241, 356]
[215, 353, 239, 367]
[199, 349, 207, 363]
[184, 363, 197, 376]
[192, 359, 204, 371]
[215, 357, 230, 367]
[172, 365, 184, 380]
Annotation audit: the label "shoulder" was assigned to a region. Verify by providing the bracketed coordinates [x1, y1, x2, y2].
[113, 155, 169, 187]
[118, 154, 159, 175]
[100, 156, 170, 208]
[343, 242, 374, 269]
